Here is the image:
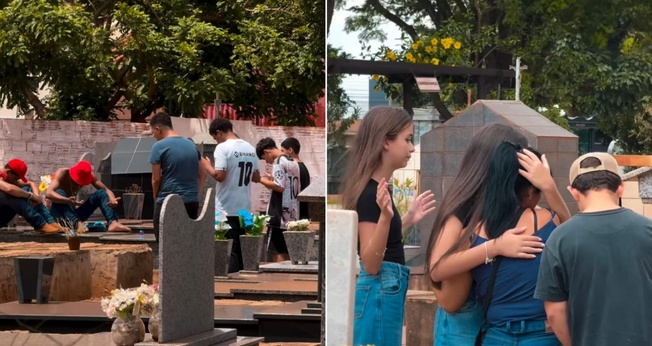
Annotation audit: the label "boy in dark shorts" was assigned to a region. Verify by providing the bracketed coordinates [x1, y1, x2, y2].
[535, 152, 652, 346]
[256, 137, 300, 262]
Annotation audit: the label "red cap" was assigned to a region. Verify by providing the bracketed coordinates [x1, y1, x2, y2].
[7, 159, 28, 183]
[69, 160, 95, 186]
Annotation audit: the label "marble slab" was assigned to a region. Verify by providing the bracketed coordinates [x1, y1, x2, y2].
[259, 261, 318, 274]
[325, 210, 358, 346]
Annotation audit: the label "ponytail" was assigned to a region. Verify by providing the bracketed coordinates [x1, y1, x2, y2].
[482, 142, 521, 240]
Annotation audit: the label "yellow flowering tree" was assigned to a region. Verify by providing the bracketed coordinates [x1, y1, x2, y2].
[365, 35, 473, 111]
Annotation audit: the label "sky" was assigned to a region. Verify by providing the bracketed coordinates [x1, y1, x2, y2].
[329, 0, 403, 116]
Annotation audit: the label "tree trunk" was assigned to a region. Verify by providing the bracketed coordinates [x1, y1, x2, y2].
[327, 0, 335, 35]
[23, 87, 47, 118]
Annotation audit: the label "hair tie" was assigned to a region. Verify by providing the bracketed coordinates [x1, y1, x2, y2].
[503, 141, 523, 152]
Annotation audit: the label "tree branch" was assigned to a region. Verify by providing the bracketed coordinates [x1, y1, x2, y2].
[435, 0, 453, 22]
[431, 93, 454, 120]
[417, 0, 440, 26]
[93, 0, 118, 26]
[367, 0, 418, 41]
[23, 86, 47, 118]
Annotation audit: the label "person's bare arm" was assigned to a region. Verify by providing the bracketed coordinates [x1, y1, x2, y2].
[92, 178, 116, 201]
[433, 273, 473, 313]
[259, 177, 284, 193]
[252, 171, 261, 183]
[15, 179, 40, 197]
[152, 164, 161, 200]
[0, 180, 32, 198]
[541, 186, 571, 225]
[544, 301, 572, 346]
[198, 161, 207, 196]
[46, 169, 75, 204]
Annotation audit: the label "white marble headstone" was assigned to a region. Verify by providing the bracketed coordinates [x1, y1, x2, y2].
[326, 210, 358, 345]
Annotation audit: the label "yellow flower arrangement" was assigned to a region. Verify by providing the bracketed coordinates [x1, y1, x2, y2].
[386, 50, 397, 61]
[405, 52, 415, 63]
[431, 57, 440, 65]
[39, 174, 53, 192]
[430, 38, 438, 46]
[441, 37, 455, 49]
[454, 42, 462, 49]
[372, 74, 380, 81]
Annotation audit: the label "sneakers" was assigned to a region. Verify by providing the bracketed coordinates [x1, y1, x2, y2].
[36, 222, 64, 234]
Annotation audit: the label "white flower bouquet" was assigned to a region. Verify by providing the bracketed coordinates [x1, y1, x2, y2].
[287, 219, 311, 232]
[101, 287, 142, 320]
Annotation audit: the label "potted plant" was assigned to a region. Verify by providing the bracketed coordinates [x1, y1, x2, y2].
[214, 209, 232, 277]
[238, 210, 270, 272]
[101, 287, 146, 346]
[123, 184, 145, 220]
[59, 218, 85, 251]
[284, 219, 314, 265]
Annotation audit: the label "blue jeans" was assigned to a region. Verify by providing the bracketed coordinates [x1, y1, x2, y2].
[434, 293, 483, 346]
[49, 189, 118, 226]
[0, 186, 53, 228]
[353, 261, 410, 346]
[482, 320, 561, 346]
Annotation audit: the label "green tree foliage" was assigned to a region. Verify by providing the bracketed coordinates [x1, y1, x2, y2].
[0, 0, 324, 124]
[342, 0, 652, 150]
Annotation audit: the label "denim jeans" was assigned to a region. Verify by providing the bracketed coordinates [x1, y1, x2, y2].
[482, 320, 561, 346]
[353, 261, 410, 346]
[49, 189, 118, 225]
[434, 293, 483, 346]
[0, 187, 49, 229]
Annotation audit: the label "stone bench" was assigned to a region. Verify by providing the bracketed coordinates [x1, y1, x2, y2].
[404, 290, 438, 346]
[0, 242, 152, 304]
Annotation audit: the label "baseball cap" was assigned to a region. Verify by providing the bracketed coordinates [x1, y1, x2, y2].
[6, 159, 28, 183]
[569, 152, 621, 185]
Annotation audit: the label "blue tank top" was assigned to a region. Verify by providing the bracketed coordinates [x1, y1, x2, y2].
[470, 210, 557, 326]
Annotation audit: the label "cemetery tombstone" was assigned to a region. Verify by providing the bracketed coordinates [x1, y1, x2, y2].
[419, 100, 578, 259]
[137, 188, 238, 345]
[325, 210, 358, 346]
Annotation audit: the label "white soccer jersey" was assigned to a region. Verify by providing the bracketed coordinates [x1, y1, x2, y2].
[267, 155, 301, 229]
[213, 139, 260, 215]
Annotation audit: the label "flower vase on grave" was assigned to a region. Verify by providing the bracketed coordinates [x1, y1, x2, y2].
[147, 311, 161, 342]
[111, 314, 146, 346]
[215, 211, 233, 277]
[284, 219, 314, 265]
[238, 210, 270, 272]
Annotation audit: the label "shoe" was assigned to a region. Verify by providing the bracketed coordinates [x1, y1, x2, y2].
[36, 223, 63, 234]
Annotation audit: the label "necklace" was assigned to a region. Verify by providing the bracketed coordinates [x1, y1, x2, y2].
[68, 174, 80, 198]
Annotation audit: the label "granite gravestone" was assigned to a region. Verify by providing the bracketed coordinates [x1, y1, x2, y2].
[137, 188, 237, 345]
[297, 175, 326, 344]
[419, 100, 578, 258]
[325, 210, 358, 346]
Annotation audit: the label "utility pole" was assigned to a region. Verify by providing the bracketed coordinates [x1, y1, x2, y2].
[510, 57, 528, 101]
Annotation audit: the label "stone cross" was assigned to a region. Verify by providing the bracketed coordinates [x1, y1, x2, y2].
[137, 188, 237, 345]
[325, 210, 358, 346]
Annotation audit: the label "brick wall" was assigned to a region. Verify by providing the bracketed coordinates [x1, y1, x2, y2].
[0, 118, 325, 213]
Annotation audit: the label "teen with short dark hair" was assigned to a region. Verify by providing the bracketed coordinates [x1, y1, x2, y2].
[256, 137, 300, 262]
[149, 112, 207, 241]
[203, 117, 260, 273]
[535, 152, 652, 346]
[281, 137, 311, 220]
